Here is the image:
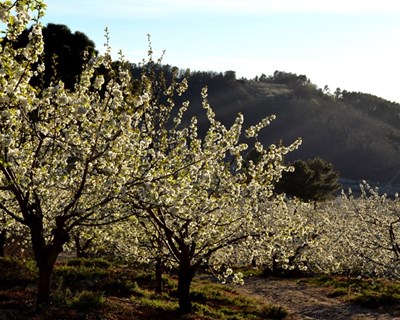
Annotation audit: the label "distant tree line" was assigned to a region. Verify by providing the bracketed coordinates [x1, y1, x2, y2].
[7, 23, 97, 89]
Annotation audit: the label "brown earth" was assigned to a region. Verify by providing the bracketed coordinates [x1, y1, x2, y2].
[236, 276, 400, 320]
[2, 274, 400, 319]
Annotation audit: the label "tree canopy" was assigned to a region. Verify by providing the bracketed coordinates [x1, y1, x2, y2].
[0, 1, 301, 313]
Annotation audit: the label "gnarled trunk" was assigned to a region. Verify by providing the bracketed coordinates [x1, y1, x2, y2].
[74, 233, 93, 258]
[155, 256, 164, 295]
[28, 214, 69, 305]
[177, 261, 195, 314]
[34, 243, 64, 305]
[36, 256, 56, 305]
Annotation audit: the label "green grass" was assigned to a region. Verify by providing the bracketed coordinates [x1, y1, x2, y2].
[188, 280, 286, 319]
[135, 296, 178, 311]
[51, 288, 106, 310]
[1, 258, 287, 319]
[53, 263, 109, 290]
[69, 290, 106, 310]
[309, 275, 400, 308]
[124, 277, 280, 320]
[5, 257, 400, 319]
[0, 257, 37, 285]
[234, 266, 264, 278]
[259, 304, 288, 320]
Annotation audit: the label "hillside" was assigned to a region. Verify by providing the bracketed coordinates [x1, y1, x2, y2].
[26, 23, 400, 186]
[170, 70, 400, 185]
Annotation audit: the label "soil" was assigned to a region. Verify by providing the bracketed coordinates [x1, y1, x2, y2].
[2, 274, 400, 319]
[236, 276, 400, 320]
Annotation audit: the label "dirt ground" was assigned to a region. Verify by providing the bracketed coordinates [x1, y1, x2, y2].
[236, 276, 400, 320]
[2, 273, 400, 319]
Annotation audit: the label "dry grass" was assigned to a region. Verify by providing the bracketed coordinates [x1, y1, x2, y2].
[0, 258, 286, 320]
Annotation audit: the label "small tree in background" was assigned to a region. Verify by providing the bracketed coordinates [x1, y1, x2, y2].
[37, 23, 97, 89]
[9, 22, 97, 89]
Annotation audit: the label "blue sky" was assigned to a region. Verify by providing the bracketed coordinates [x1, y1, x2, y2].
[42, 0, 400, 102]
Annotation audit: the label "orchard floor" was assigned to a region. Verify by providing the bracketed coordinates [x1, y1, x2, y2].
[1, 275, 400, 319]
[236, 276, 400, 320]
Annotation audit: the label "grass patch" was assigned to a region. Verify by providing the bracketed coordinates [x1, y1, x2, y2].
[326, 287, 348, 298]
[1, 259, 287, 319]
[259, 304, 288, 320]
[50, 288, 106, 314]
[351, 291, 399, 308]
[309, 275, 400, 308]
[53, 264, 108, 290]
[69, 290, 106, 310]
[127, 275, 287, 320]
[136, 296, 178, 311]
[189, 280, 285, 319]
[0, 257, 37, 286]
[235, 266, 264, 278]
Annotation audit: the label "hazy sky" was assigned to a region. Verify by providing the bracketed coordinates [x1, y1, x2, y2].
[43, 0, 400, 102]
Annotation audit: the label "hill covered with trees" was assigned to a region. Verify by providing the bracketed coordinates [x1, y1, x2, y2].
[20, 23, 400, 186]
[160, 68, 400, 186]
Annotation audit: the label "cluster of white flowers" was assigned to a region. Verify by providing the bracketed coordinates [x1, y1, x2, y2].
[11, 1, 400, 309]
[245, 115, 276, 139]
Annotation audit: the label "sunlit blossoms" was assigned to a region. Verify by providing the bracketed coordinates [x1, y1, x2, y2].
[0, 0, 303, 310]
[0, 0, 163, 304]
[5, 1, 400, 317]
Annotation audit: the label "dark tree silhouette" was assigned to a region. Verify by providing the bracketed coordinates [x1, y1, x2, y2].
[39, 23, 97, 89]
[275, 158, 341, 202]
[7, 23, 97, 89]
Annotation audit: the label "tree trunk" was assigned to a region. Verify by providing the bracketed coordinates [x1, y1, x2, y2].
[34, 243, 65, 305]
[0, 230, 5, 257]
[36, 260, 54, 305]
[28, 213, 69, 305]
[177, 263, 195, 314]
[74, 233, 93, 258]
[155, 257, 164, 295]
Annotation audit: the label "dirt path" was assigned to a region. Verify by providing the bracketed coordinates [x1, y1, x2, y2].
[235, 277, 400, 320]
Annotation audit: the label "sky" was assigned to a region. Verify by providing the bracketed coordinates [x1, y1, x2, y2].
[41, 0, 400, 102]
